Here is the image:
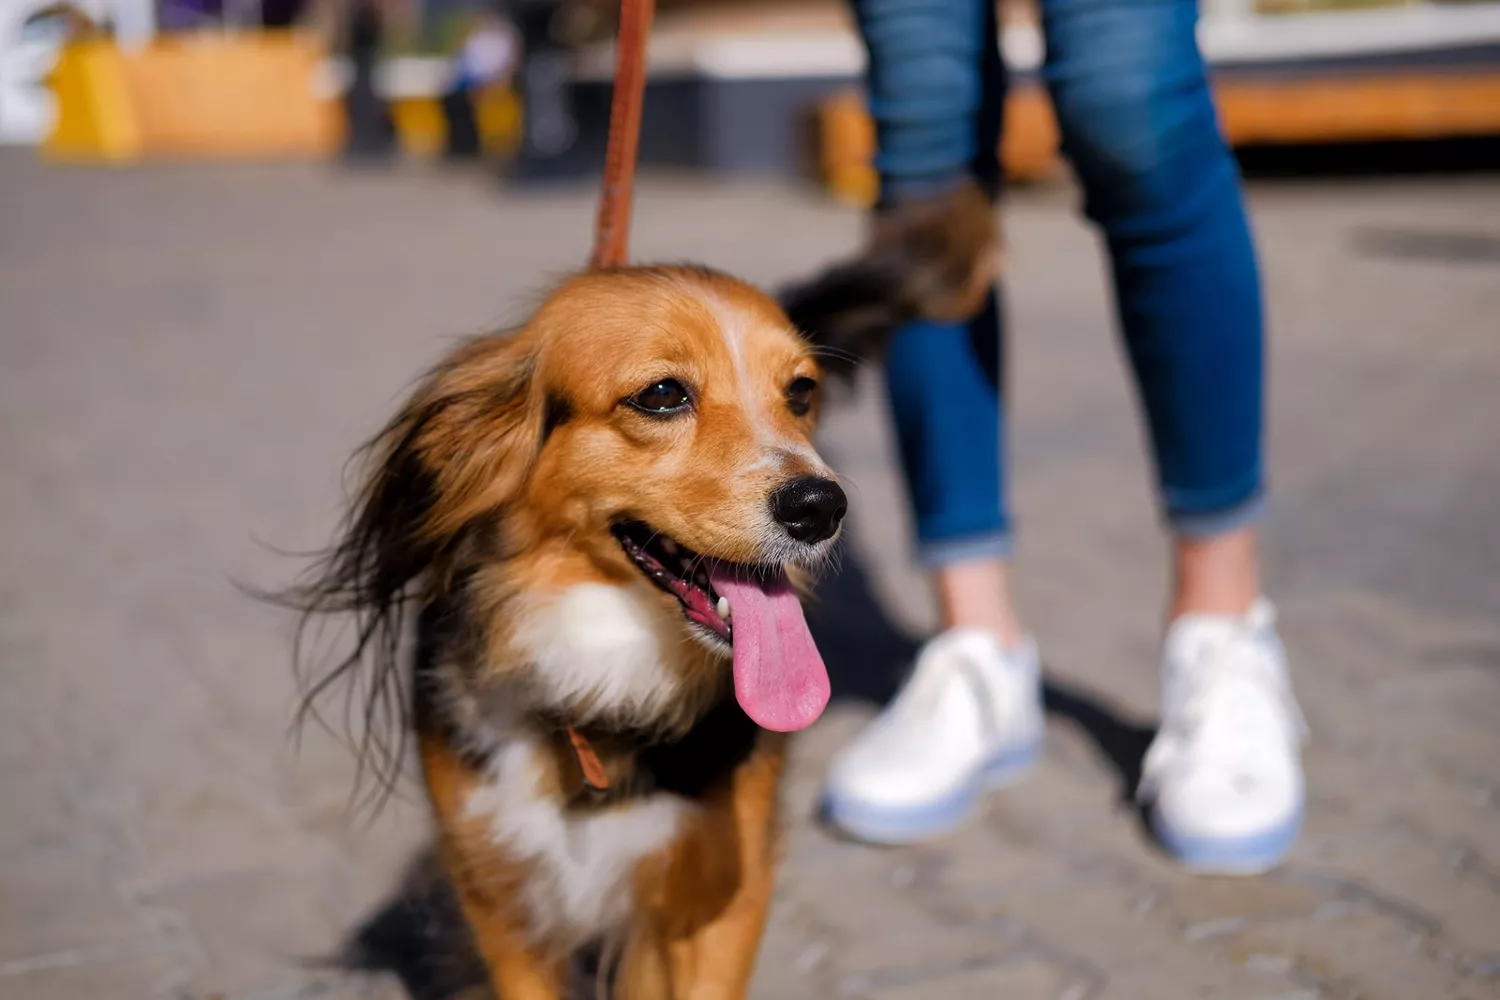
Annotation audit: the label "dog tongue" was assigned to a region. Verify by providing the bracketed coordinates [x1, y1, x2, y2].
[708, 566, 830, 732]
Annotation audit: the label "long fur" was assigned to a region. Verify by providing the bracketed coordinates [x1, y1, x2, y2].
[270, 331, 539, 808]
[779, 178, 998, 378]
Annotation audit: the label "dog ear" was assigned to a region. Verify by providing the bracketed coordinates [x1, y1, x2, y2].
[391, 331, 546, 543]
[269, 329, 543, 806]
[283, 328, 543, 632]
[355, 329, 545, 591]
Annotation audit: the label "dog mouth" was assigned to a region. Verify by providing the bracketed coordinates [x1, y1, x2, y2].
[611, 521, 737, 644]
[610, 519, 832, 733]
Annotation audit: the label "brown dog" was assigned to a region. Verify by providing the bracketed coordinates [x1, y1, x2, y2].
[289, 265, 843, 999]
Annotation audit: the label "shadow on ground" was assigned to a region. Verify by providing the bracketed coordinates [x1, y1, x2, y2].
[340, 852, 485, 1000]
[339, 537, 1156, 998]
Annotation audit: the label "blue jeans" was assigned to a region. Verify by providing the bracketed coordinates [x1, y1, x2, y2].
[856, 0, 1265, 563]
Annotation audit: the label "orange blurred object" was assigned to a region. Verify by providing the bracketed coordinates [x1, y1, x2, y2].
[819, 69, 1500, 205]
[819, 84, 1061, 207]
[45, 32, 341, 162]
[1217, 73, 1500, 145]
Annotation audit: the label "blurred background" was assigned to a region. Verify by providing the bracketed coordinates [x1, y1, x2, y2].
[2, 1, 1499, 998]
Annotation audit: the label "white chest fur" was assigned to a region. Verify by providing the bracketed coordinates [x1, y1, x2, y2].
[510, 581, 688, 725]
[465, 739, 688, 942]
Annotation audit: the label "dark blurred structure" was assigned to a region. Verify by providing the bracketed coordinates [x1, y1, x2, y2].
[341, 0, 398, 160]
[506, 0, 595, 180]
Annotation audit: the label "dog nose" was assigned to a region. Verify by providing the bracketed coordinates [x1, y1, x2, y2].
[770, 476, 847, 544]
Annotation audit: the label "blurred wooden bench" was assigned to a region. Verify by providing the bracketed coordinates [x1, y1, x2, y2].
[818, 69, 1500, 205]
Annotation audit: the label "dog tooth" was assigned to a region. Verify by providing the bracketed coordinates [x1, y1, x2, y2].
[716, 596, 731, 621]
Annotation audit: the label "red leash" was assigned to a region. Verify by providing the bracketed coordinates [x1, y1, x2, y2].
[564, 0, 656, 795]
[589, 0, 656, 270]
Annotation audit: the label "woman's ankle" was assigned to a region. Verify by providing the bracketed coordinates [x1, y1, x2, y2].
[935, 558, 1027, 649]
[1170, 527, 1261, 621]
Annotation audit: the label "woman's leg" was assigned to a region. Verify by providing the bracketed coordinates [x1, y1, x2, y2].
[885, 292, 1025, 649]
[1172, 527, 1260, 620]
[828, 299, 1047, 844]
[823, 0, 1045, 846]
[852, 0, 1003, 203]
[853, 0, 1023, 644]
[1039, 0, 1265, 609]
[1042, 0, 1304, 872]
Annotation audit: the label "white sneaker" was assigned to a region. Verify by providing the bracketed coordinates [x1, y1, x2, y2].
[1141, 598, 1308, 874]
[822, 629, 1044, 844]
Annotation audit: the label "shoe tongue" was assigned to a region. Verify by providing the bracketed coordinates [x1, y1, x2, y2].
[1165, 607, 1261, 676]
[1165, 600, 1272, 661]
[1165, 615, 1239, 662]
[1162, 604, 1277, 712]
[708, 566, 830, 732]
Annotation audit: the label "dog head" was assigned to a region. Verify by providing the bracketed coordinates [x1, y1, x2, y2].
[296, 266, 840, 748]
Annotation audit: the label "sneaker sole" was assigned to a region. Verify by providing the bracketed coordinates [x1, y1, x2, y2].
[1150, 804, 1304, 876]
[821, 738, 1042, 846]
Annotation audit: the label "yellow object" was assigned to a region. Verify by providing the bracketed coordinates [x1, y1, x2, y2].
[389, 86, 521, 159]
[44, 41, 143, 162]
[390, 96, 447, 158]
[45, 32, 340, 163]
[474, 85, 521, 156]
[46, 31, 521, 165]
[818, 91, 878, 208]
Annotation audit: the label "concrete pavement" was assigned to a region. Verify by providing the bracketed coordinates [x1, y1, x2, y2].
[2, 152, 1498, 1000]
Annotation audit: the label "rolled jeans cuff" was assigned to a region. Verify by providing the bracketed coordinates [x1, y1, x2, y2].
[916, 529, 1015, 568]
[1168, 487, 1266, 539]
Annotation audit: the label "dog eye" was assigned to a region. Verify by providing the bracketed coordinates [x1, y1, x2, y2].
[630, 379, 692, 414]
[786, 377, 818, 416]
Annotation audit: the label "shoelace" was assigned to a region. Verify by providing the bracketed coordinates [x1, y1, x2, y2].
[1138, 619, 1307, 803]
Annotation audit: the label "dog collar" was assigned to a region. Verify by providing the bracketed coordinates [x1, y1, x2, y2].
[566, 724, 610, 793]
